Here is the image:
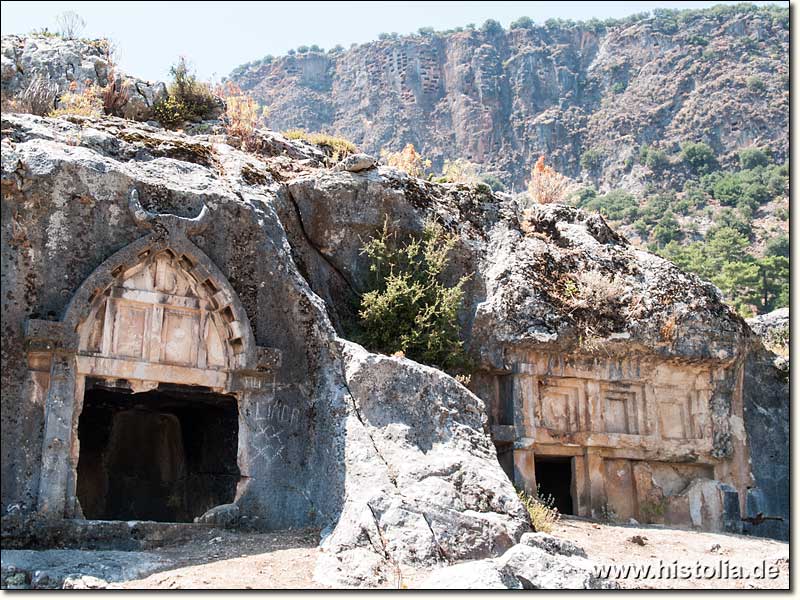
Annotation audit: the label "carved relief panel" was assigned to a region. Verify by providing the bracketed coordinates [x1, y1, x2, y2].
[81, 250, 230, 371]
[520, 371, 705, 442]
[655, 387, 703, 440]
[598, 382, 647, 435]
[534, 377, 590, 433]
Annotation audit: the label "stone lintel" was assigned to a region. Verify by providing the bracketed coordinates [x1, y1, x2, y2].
[531, 440, 717, 465]
[532, 429, 714, 456]
[75, 354, 228, 390]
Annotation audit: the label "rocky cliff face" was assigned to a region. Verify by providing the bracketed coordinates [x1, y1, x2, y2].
[230, 6, 788, 191]
[0, 106, 788, 587]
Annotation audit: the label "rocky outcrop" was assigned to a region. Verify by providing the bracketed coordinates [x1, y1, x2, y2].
[283, 167, 748, 366]
[747, 308, 789, 360]
[0, 113, 526, 587]
[231, 6, 788, 191]
[1, 35, 166, 120]
[421, 533, 616, 589]
[741, 308, 789, 540]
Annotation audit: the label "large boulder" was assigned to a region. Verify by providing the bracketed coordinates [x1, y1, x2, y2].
[315, 341, 528, 586]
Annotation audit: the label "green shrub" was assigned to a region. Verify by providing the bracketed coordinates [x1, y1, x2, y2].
[660, 223, 787, 315]
[481, 174, 506, 192]
[681, 141, 718, 175]
[639, 145, 669, 174]
[738, 147, 770, 170]
[611, 81, 626, 94]
[652, 212, 682, 247]
[481, 19, 504, 35]
[510, 16, 534, 30]
[357, 219, 471, 370]
[765, 235, 789, 258]
[580, 148, 604, 172]
[153, 57, 218, 128]
[578, 189, 638, 223]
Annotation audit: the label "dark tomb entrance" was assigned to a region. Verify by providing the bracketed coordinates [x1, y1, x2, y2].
[534, 456, 574, 515]
[76, 382, 240, 522]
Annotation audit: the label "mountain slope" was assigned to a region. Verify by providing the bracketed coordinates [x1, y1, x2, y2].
[230, 4, 788, 192]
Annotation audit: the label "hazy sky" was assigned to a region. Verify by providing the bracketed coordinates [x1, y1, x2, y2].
[0, 1, 787, 81]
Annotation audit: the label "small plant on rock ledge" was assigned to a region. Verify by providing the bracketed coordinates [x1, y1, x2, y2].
[154, 57, 219, 128]
[49, 81, 103, 118]
[380, 143, 431, 178]
[357, 218, 471, 372]
[216, 81, 267, 150]
[525, 155, 571, 206]
[517, 487, 561, 533]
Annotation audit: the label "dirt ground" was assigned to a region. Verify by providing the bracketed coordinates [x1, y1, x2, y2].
[3, 518, 788, 589]
[110, 528, 324, 589]
[550, 517, 790, 590]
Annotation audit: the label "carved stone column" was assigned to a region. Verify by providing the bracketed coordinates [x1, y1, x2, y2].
[26, 319, 76, 518]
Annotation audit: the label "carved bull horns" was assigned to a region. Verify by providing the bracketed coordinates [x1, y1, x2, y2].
[128, 188, 210, 236]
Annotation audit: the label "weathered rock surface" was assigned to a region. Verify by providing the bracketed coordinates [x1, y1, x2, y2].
[315, 341, 528, 586]
[194, 503, 240, 528]
[420, 535, 616, 589]
[1, 549, 164, 589]
[741, 308, 789, 540]
[0, 107, 789, 586]
[1, 34, 166, 120]
[747, 307, 789, 360]
[333, 153, 377, 172]
[1, 113, 525, 587]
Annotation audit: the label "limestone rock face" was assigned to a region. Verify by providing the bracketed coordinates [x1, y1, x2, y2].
[0, 109, 789, 586]
[283, 169, 748, 365]
[1, 35, 166, 120]
[747, 308, 789, 361]
[741, 308, 789, 540]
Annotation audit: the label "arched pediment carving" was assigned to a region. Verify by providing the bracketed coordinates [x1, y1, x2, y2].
[63, 232, 257, 389]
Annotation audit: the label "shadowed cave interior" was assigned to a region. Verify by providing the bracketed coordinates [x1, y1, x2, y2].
[535, 456, 574, 515]
[76, 382, 240, 522]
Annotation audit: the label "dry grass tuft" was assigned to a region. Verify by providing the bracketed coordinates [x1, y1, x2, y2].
[517, 488, 561, 533]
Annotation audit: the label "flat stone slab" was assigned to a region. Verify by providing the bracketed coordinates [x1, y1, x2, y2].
[1, 548, 167, 589]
